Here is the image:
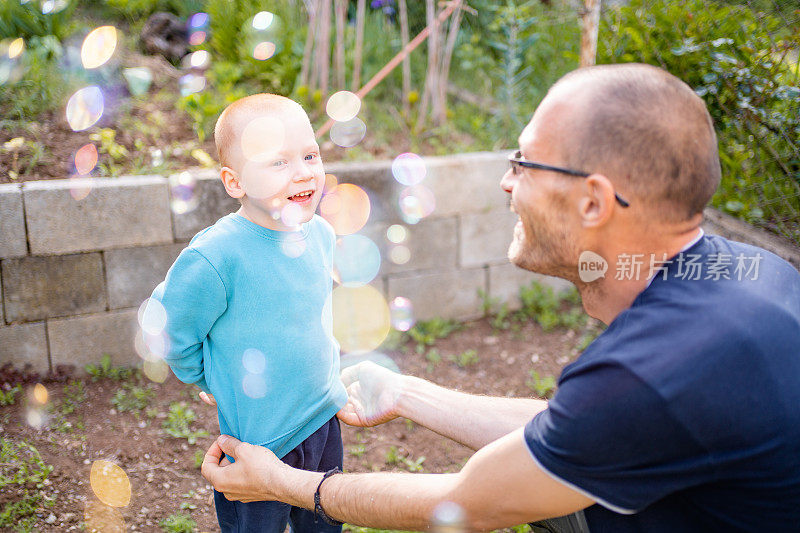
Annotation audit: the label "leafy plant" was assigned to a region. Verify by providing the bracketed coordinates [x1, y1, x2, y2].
[384, 445, 401, 466]
[518, 282, 587, 332]
[407, 318, 463, 354]
[0, 0, 78, 40]
[85, 354, 133, 381]
[400, 455, 426, 473]
[0, 385, 22, 407]
[159, 512, 196, 533]
[193, 449, 204, 469]
[112, 384, 154, 414]
[450, 349, 479, 368]
[162, 402, 209, 445]
[0, 438, 54, 532]
[59, 380, 85, 415]
[348, 444, 366, 458]
[526, 370, 556, 399]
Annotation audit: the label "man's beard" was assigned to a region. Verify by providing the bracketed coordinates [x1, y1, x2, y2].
[508, 214, 579, 283]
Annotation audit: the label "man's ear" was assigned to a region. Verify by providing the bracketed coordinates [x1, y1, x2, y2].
[578, 174, 617, 228]
[221, 167, 245, 199]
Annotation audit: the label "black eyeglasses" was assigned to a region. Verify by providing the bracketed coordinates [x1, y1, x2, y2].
[508, 151, 630, 208]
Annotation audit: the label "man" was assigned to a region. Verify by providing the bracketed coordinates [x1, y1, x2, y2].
[200, 64, 800, 532]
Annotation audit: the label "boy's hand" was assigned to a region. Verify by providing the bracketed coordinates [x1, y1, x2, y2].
[199, 391, 217, 406]
[337, 361, 405, 427]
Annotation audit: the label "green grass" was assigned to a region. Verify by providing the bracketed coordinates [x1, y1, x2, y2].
[85, 354, 135, 381]
[162, 402, 209, 445]
[0, 385, 22, 406]
[0, 438, 54, 532]
[112, 384, 154, 414]
[159, 512, 196, 533]
[526, 370, 556, 399]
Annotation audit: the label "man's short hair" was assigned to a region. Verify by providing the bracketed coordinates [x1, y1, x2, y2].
[554, 63, 721, 222]
[214, 93, 304, 169]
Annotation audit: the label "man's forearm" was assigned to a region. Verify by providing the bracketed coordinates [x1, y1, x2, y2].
[279, 466, 456, 530]
[398, 376, 548, 450]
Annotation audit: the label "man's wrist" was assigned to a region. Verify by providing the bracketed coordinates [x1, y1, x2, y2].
[395, 374, 426, 421]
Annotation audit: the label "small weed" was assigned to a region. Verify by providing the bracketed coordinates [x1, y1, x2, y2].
[491, 302, 512, 330]
[0, 385, 22, 406]
[526, 370, 556, 399]
[404, 419, 415, 432]
[0, 438, 54, 531]
[425, 348, 441, 373]
[477, 288, 500, 316]
[193, 450, 205, 469]
[518, 282, 587, 332]
[400, 455, 426, 472]
[145, 407, 160, 419]
[348, 444, 366, 458]
[90, 128, 129, 176]
[384, 445, 401, 466]
[450, 349, 479, 368]
[162, 402, 209, 445]
[159, 512, 196, 533]
[60, 380, 85, 415]
[407, 318, 463, 354]
[112, 385, 154, 414]
[179, 491, 198, 511]
[85, 354, 134, 381]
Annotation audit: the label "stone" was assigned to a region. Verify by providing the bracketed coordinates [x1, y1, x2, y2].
[105, 243, 185, 309]
[488, 262, 573, 311]
[171, 169, 239, 241]
[24, 176, 172, 255]
[423, 152, 510, 219]
[459, 207, 518, 267]
[0, 322, 49, 374]
[359, 216, 458, 275]
[0, 184, 27, 258]
[387, 268, 486, 321]
[48, 309, 139, 371]
[2, 253, 106, 322]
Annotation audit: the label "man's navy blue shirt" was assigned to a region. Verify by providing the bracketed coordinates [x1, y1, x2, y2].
[524, 235, 800, 532]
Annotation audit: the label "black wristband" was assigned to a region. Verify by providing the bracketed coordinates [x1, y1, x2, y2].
[314, 467, 343, 526]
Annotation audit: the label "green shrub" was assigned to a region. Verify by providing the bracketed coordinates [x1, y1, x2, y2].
[162, 402, 209, 444]
[598, 0, 800, 243]
[160, 512, 196, 533]
[0, 0, 77, 40]
[0, 439, 54, 531]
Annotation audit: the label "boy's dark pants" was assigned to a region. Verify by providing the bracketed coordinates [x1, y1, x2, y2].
[214, 416, 343, 533]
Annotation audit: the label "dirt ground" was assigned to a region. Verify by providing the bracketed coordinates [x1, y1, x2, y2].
[0, 314, 595, 533]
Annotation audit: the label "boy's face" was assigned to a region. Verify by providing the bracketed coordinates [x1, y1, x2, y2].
[227, 107, 324, 231]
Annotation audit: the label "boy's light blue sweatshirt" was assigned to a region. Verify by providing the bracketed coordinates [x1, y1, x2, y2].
[151, 213, 347, 458]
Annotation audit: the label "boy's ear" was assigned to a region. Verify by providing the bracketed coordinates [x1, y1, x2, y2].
[220, 167, 245, 199]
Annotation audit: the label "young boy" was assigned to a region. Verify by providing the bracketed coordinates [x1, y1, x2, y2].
[150, 94, 347, 532]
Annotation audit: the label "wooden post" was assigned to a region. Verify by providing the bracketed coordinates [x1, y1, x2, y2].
[318, 0, 332, 99]
[398, 0, 411, 114]
[439, 0, 463, 121]
[300, 0, 319, 90]
[580, 0, 601, 68]
[352, 0, 366, 91]
[334, 0, 346, 89]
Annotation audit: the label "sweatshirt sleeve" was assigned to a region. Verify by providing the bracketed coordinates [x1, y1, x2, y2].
[150, 247, 227, 393]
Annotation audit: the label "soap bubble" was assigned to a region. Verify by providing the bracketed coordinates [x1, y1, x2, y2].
[135, 329, 169, 360]
[142, 358, 169, 383]
[41, 0, 68, 14]
[90, 460, 131, 508]
[326, 91, 361, 122]
[399, 185, 435, 224]
[431, 501, 467, 532]
[240, 115, 286, 163]
[392, 153, 426, 186]
[389, 245, 410, 265]
[245, 11, 282, 60]
[281, 234, 307, 258]
[25, 407, 46, 429]
[7, 37, 24, 59]
[390, 296, 415, 331]
[188, 12, 210, 46]
[74, 144, 98, 175]
[280, 202, 304, 227]
[182, 50, 210, 70]
[323, 173, 338, 195]
[242, 348, 266, 374]
[122, 67, 152, 96]
[330, 117, 366, 148]
[138, 298, 167, 335]
[332, 285, 391, 353]
[179, 73, 205, 96]
[169, 171, 198, 214]
[66, 86, 104, 131]
[333, 234, 381, 287]
[84, 500, 126, 533]
[386, 224, 407, 244]
[81, 26, 118, 69]
[32, 383, 48, 405]
[340, 351, 400, 373]
[69, 176, 94, 201]
[319, 184, 371, 235]
[0, 39, 26, 85]
[242, 374, 267, 398]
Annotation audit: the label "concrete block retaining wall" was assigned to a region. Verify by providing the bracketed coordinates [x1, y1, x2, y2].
[1, 151, 797, 374]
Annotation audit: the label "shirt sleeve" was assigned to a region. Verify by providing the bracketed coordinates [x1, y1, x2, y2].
[524, 359, 714, 513]
[150, 247, 227, 393]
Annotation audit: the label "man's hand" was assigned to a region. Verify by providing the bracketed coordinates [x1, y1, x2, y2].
[337, 361, 406, 427]
[201, 435, 289, 503]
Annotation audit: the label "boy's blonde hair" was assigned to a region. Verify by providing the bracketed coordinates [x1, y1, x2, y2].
[214, 93, 307, 170]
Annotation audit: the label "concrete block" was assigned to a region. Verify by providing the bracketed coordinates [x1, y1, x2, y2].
[48, 309, 139, 371]
[460, 208, 518, 267]
[171, 168, 239, 241]
[105, 243, 186, 309]
[2, 253, 106, 322]
[424, 152, 510, 219]
[0, 184, 27, 258]
[387, 268, 486, 321]
[24, 176, 172, 255]
[488, 262, 574, 311]
[0, 322, 49, 374]
[360, 216, 458, 275]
